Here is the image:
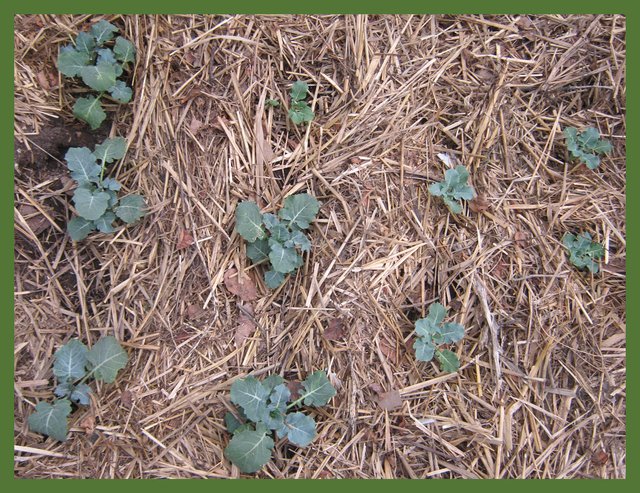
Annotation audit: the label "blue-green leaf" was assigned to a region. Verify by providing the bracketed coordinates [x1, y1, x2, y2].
[268, 383, 290, 414]
[269, 243, 301, 274]
[73, 96, 106, 130]
[236, 201, 266, 242]
[69, 383, 92, 406]
[102, 178, 122, 191]
[73, 188, 110, 221]
[114, 194, 146, 224]
[564, 127, 579, 154]
[436, 349, 460, 373]
[262, 375, 286, 392]
[264, 270, 285, 288]
[439, 322, 465, 343]
[28, 399, 72, 442]
[299, 370, 336, 407]
[80, 61, 117, 92]
[414, 338, 435, 362]
[97, 48, 117, 65]
[68, 216, 96, 241]
[288, 230, 311, 252]
[94, 212, 117, 233]
[261, 213, 280, 230]
[86, 336, 128, 383]
[278, 412, 316, 447]
[75, 32, 96, 55]
[113, 36, 135, 63]
[563, 232, 604, 274]
[108, 81, 133, 103]
[57, 48, 91, 77]
[91, 20, 119, 46]
[94, 137, 127, 164]
[224, 424, 274, 473]
[288, 102, 315, 125]
[53, 339, 88, 382]
[246, 239, 270, 262]
[290, 81, 309, 101]
[225, 412, 243, 435]
[65, 147, 101, 185]
[427, 302, 446, 326]
[229, 376, 270, 422]
[278, 193, 320, 230]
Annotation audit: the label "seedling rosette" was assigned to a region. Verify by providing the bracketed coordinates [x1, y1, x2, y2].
[562, 232, 605, 274]
[563, 127, 612, 170]
[428, 165, 475, 214]
[413, 302, 465, 372]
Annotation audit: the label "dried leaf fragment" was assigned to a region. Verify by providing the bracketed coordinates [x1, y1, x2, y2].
[323, 317, 346, 341]
[224, 268, 257, 302]
[176, 229, 195, 250]
[377, 390, 402, 411]
[469, 194, 490, 213]
[235, 303, 256, 347]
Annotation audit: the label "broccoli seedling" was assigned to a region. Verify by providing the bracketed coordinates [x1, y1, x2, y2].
[563, 127, 612, 170]
[428, 165, 475, 214]
[562, 232, 605, 274]
[288, 81, 314, 125]
[413, 302, 465, 373]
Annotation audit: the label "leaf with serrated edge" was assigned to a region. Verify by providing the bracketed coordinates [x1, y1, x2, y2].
[114, 195, 146, 224]
[68, 216, 96, 241]
[269, 243, 301, 274]
[65, 147, 101, 185]
[28, 399, 72, 442]
[95, 212, 117, 233]
[439, 322, 465, 343]
[264, 270, 285, 289]
[278, 193, 320, 230]
[230, 376, 270, 422]
[236, 201, 266, 242]
[280, 412, 316, 447]
[75, 32, 96, 55]
[73, 188, 110, 221]
[414, 338, 435, 362]
[224, 426, 274, 473]
[246, 239, 269, 262]
[53, 339, 88, 382]
[73, 96, 106, 130]
[69, 383, 92, 406]
[80, 62, 117, 92]
[436, 349, 460, 373]
[57, 49, 91, 77]
[94, 137, 127, 164]
[113, 36, 135, 63]
[86, 336, 128, 383]
[91, 20, 119, 45]
[290, 81, 309, 101]
[108, 81, 133, 103]
[299, 370, 336, 407]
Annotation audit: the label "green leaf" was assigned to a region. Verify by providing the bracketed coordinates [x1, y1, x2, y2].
[564, 127, 579, 154]
[269, 223, 291, 244]
[75, 32, 96, 55]
[108, 81, 133, 103]
[452, 184, 475, 201]
[278, 412, 316, 447]
[286, 230, 311, 252]
[106, 189, 119, 207]
[290, 81, 309, 101]
[56, 383, 92, 406]
[236, 201, 266, 242]
[439, 322, 465, 343]
[224, 425, 274, 473]
[563, 232, 604, 273]
[113, 36, 136, 63]
[53, 339, 88, 382]
[65, 147, 101, 185]
[68, 216, 96, 241]
[427, 302, 446, 326]
[262, 375, 286, 392]
[266, 99, 280, 108]
[225, 412, 243, 435]
[246, 239, 270, 263]
[91, 20, 119, 46]
[436, 349, 460, 373]
[429, 165, 473, 214]
[94, 137, 127, 163]
[94, 212, 117, 233]
[288, 101, 314, 125]
[264, 270, 285, 288]
[577, 127, 601, 149]
[268, 383, 291, 414]
[262, 213, 280, 230]
[80, 61, 117, 92]
[443, 196, 463, 214]
[57, 48, 91, 77]
[86, 336, 128, 383]
[269, 243, 301, 274]
[278, 193, 320, 230]
[299, 370, 336, 407]
[97, 48, 117, 65]
[230, 376, 270, 422]
[28, 399, 72, 442]
[73, 187, 110, 221]
[73, 96, 106, 130]
[114, 194, 146, 224]
[414, 338, 435, 362]
[102, 178, 122, 191]
[581, 153, 600, 170]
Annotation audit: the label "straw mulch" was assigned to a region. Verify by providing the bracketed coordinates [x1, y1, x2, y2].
[14, 15, 626, 478]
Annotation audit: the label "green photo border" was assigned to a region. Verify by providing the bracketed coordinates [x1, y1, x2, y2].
[4, 1, 635, 489]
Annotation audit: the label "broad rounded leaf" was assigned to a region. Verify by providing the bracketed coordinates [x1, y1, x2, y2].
[452, 185, 475, 201]
[94, 212, 117, 233]
[289, 230, 311, 252]
[113, 36, 136, 63]
[91, 20, 119, 46]
[73, 96, 106, 130]
[262, 375, 286, 392]
[97, 48, 117, 65]
[102, 178, 122, 191]
[75, 32, 96, 55]
[114, 194, 146, 224]
[236, 201, 266, 242]
[225, 412, 243, 435]
[69, 383, 92, 406]
[65, 147, 100, 185]
[288, 103, 315, 125]
[261, 408, 285, 430]
[28, 399, 72, 442]
[290, 81, 309, 101]
[278, 193, 320, 230]
[73, 188, 110, 221]
[436, 349, 460, 373]
[443, 196, 463, 214]
[414, 318, 438, 339]
[108, 81, 133, 103]
[68, 216, 96, 241]
[280, 412, 316, 447]
[224, 426, 274, 473]
[269, 243, 301, 274]
[268, 383, 291, 414]
[57, 48, 91, 77]
[80, 61, 117, 92]
[564, 127, 579, 154]
[428, 182, 444, 196]
[264, 270, 285, 289]
[230, 376, 270, 422]
[53, 339, 88, 382]
[440, 322, 465, 343]
[261, 213, 280, 230]
[246, 239, 269, 262]
[581, 153, 600, 170]
[414, 338, 435, 362]
[427, 302, 446, 325]
[94, 137, 127, 164]
[86, 336, 128, 383]
[300, 370, 336, 407]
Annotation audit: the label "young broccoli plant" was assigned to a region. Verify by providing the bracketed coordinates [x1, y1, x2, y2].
[57, 19, 136, 129]
[288, 81, 314, 125]
[65, 137, 146, 241]
[235, 193, 320, 288]
[28, 336, 128, 442]
[413, 302, 465, 373]
[224, 371, 336, 474]
[428, 165, 475, 214]
[563, 127, 612, 170]
[562, 232, 605, 274]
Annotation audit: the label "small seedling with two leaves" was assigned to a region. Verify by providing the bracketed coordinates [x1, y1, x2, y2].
[28, 336, 128, 442]
[288, 81, 314, 125]
[65, 136, 146, 240]
[563, 127, 612, 170]
[224, 371, 336, 473]
[428, 165, 475, 214]
[57, 19, 136, 129]
[235, 193, 320, 288]
[562, 232, 605, 274]
[413, 302, 465, 373]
